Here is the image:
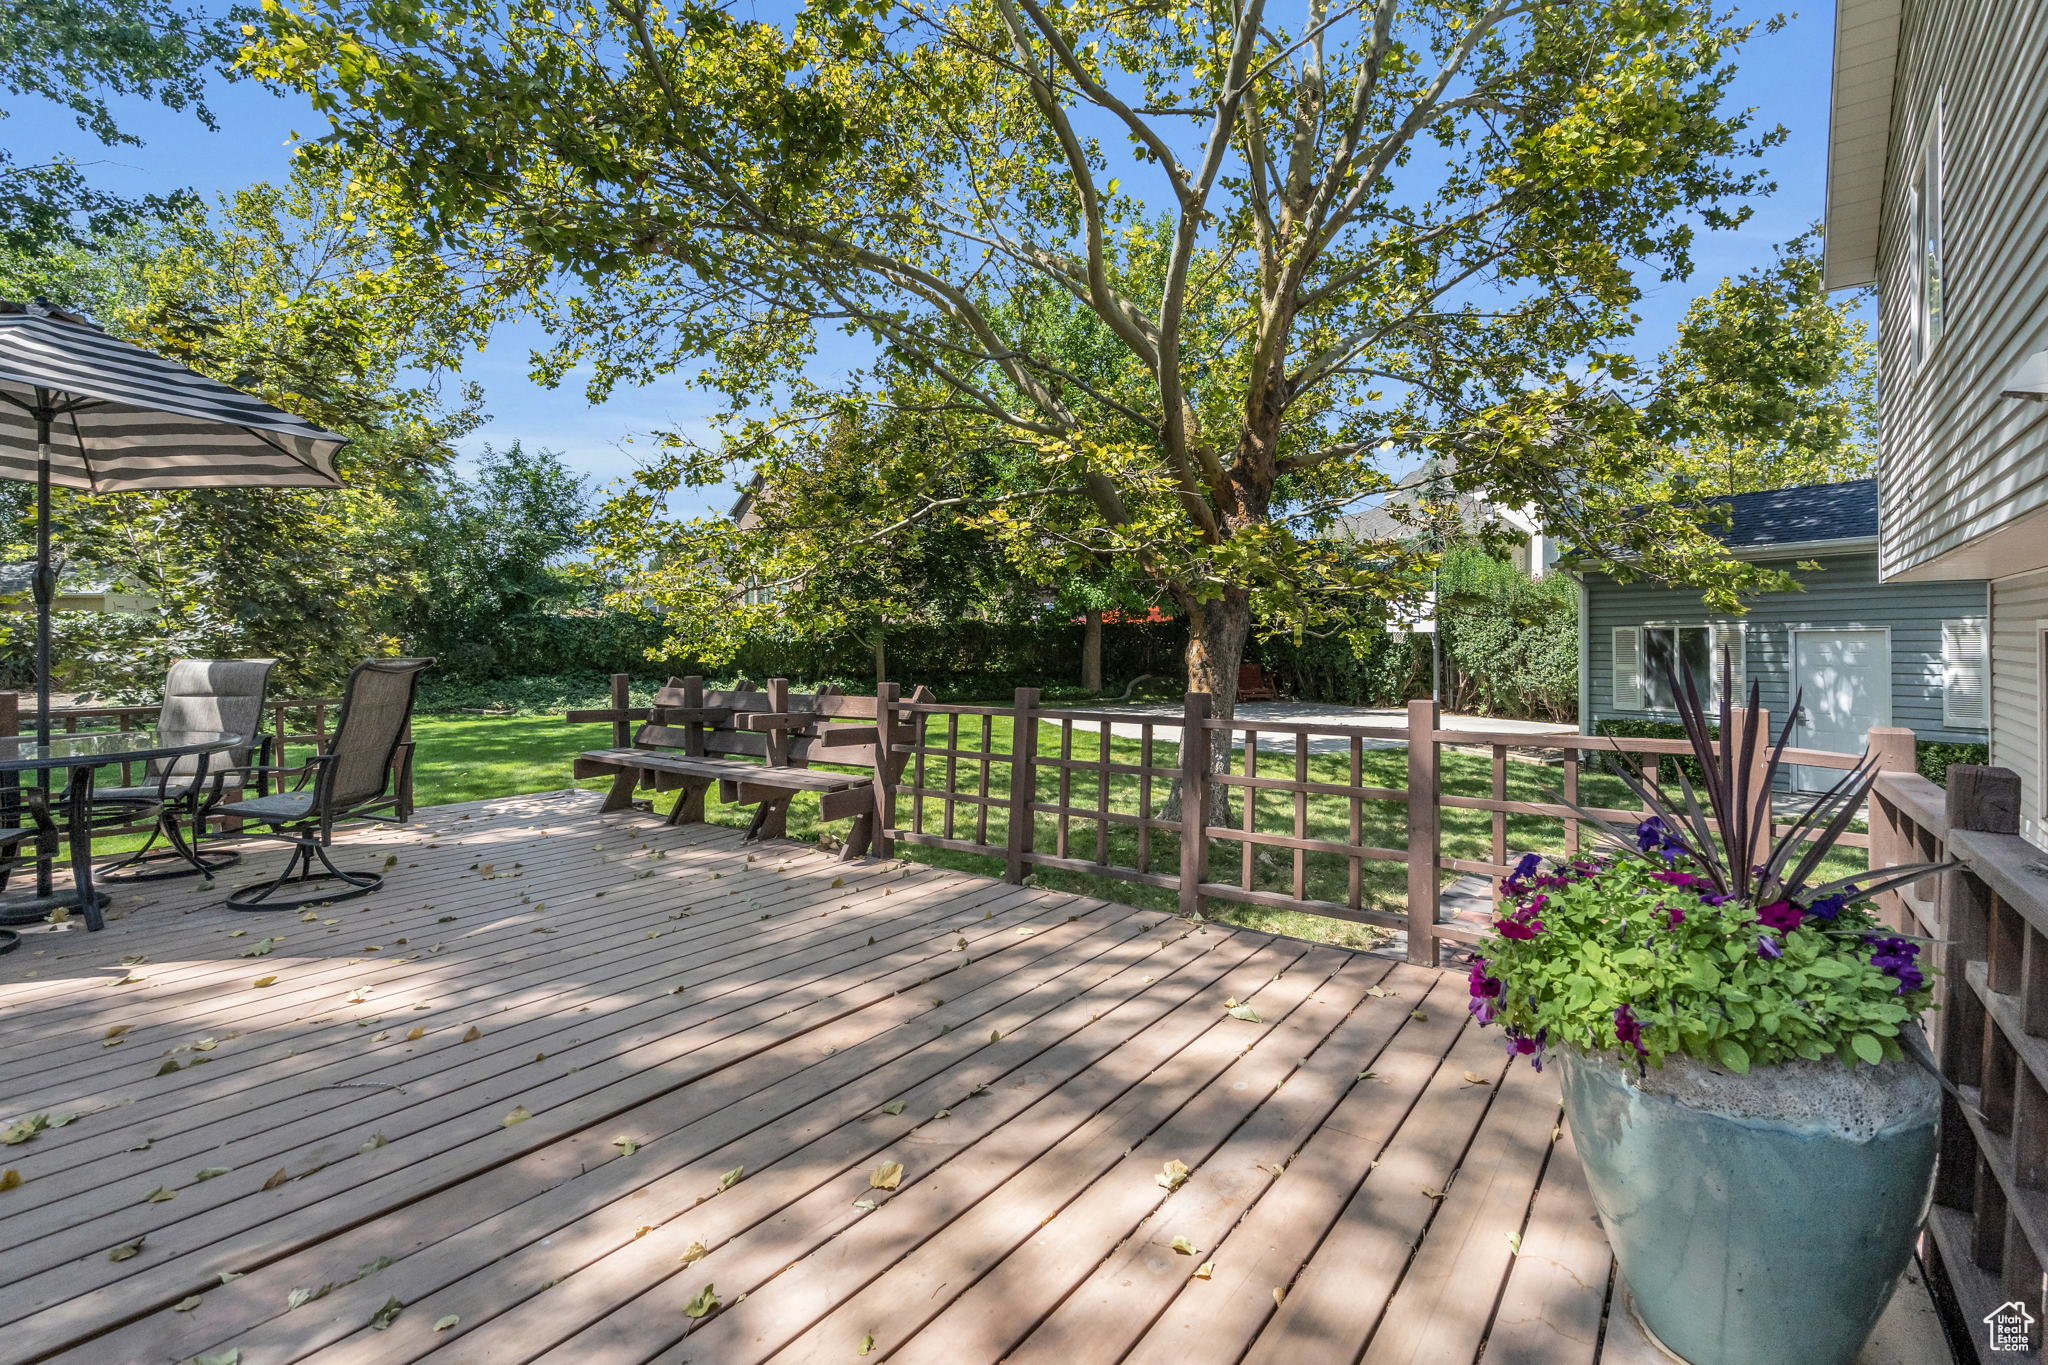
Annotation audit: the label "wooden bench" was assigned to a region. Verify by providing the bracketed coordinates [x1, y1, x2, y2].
[567, 676, 929, 857]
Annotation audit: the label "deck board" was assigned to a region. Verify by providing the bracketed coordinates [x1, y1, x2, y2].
[0, 790, 1953, 1364]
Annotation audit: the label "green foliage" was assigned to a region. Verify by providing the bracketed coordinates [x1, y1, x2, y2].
[249, 0, 1807, 702]
[1435, 549, 1579, 722]
[1476, 857, 1928, 1072]
[1917, 742, 1991, 788]
[0, 165, 490, 695]
[1596, 718, 1983, 789]
[1, 0, 232, 249]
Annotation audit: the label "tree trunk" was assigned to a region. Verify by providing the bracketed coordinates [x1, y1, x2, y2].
[1081, 608, 1103, 693]
[873, 631, 886, 691]
[1164, 589, 1252, 828]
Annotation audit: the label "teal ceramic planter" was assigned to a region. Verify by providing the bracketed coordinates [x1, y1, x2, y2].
[1559, 1049, 1938, 1365]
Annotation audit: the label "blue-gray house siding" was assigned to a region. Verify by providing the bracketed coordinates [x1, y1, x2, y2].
[1583, 552, 1990, 749]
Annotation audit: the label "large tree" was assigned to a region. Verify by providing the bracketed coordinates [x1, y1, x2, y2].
[253, 0, 1822, 714]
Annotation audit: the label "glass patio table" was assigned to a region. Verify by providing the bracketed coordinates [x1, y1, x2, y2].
[0, 729, 245, 951]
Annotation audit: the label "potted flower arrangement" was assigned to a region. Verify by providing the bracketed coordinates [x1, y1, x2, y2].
[1470, 668, 1951, 1365]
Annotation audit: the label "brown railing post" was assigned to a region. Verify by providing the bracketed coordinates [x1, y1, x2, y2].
[1864, 725, 1918, 930]
[871, 681, 900, 860]
[609, 672, 633, 749]
[1003, 687, 1039, 883]
[1731, 704, 1772, 874]
[1405, 697, 1440, 966]
[1177, 691, 1211, 918]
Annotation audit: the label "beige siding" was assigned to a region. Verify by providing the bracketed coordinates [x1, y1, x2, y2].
[1993, 568, 2048, 846]
[1876, 1, 2048, 581]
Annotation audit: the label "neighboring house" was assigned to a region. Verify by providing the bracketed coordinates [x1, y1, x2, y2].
[1579, 480, 1989, 791]
[1330, 465, 1559, 579]
[1827, 0, 2048, 845]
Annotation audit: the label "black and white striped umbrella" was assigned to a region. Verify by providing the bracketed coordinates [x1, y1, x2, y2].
[0, 300, 347, 491]
[0, 299, 350, 748]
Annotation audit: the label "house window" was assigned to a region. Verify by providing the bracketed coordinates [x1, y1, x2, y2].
[1643, 625, 1713, 710]
[1613, 623, 1744, 713]
[1913, 100, 1946, 365]
[1942, 617, 1988, 729]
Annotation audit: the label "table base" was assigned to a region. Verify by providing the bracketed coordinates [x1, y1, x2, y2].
[0, 885, 107, 925]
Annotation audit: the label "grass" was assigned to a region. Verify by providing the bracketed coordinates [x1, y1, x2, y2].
[340, 711, 1869, 952]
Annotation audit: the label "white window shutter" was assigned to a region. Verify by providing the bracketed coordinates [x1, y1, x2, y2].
[1612, 628, 1643, 711]
[1712, 623, 1746, 706]
[1943, 618, 1988, 728]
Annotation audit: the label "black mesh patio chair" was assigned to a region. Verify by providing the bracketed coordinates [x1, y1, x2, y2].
[97, 658, 277, 882]
[217, 657, 431, 912]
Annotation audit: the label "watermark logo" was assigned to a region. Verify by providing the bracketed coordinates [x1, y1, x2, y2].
[1986, 1300, 2036, 1352]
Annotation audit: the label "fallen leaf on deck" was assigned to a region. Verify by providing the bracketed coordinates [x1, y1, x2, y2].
[217, 1271, 244, 1284]
[193, 1351, 238, 1365]
[107, 975, 143, 987]
[502, 1107, 532, 1127]
[155, 1059, 183, 1076]
[461, 1025, 481, 1042]
[1192, 1261, 1215, 1280]
[360, 1134, 388, 1152]
[683, 1284, 720, 1319]
[1409, 1008, 1428, 1021]
[869, 1161, 903, 1191]
[880, 1101, 905, 1116]
[613, 1137, 640, 1156]
[261, 1169, 288, 1190]
[1157, 1159, 1190, 1191]
[405, 1026, 425, 1041]
[286, 1283, 332, 1310]
[3, 1115, 50, 1144]
[1421, 1186, 1445, 1201]
[0, 1169, 20, 1192]
[369, 1296, 404, 1330]
[251, 976, 277, 988]
[1462, 1072, 1490, 1086]
[1272, 1286, 1287, 1307]
[143, 1186, 175, 1203]
[240, 938, 281, 958]
[434, 1314, 460, 1331]
[1506, 1231, 1522, 1255]
[852, 1197, 877, 1212]
[1224, 1002, 1262, 1023]
[719, 1165, 744, 1190]
[103, 1025, 132, 1041]
[172, 1295, 200, 1311]
[679, 1242, 708, 1264]
[1170, 1236, 1198, 1256]
[108, 1236, 145, 1261]
[857, 1333, 875, 1355]
[1365, 985, 1393, 998]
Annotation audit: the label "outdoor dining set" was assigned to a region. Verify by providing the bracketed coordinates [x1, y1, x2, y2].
[0, 654, 431, 956]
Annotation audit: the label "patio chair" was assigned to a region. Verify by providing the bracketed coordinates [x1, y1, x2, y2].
[96, 658, 277, 882]
[217, 657, 431, 912]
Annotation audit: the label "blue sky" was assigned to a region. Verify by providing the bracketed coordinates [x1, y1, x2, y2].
[8, 3, 1840, 517]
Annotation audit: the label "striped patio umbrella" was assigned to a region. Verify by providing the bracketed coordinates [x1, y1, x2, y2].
[0, 299, 348, 739]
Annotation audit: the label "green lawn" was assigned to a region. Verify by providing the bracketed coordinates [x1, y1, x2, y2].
[376, 712, 1868, 952]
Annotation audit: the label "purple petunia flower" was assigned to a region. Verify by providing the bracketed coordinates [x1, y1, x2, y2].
[1651, 870, 1710, 891]
[1757, 935, 1783, 960]
[1467, 959, 1503, 1023]
[1803, 891, 1851, 921]
[1756, 900, 1803, 934]
[1614, 1003, 1646, 1056]
[1663, 903, 1685, 929]
[1864, 934, 1925, 994]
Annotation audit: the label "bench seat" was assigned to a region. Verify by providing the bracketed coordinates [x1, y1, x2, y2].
[573, 748, 866, 793]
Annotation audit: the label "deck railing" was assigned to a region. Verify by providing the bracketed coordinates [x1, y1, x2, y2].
[861, 689, 1901, 967]
[1868, 763, 2048, 1352]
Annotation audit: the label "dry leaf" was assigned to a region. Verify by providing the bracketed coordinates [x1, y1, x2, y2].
[262, 1168, 288, 1190]
[194, 1352, 238, 1365]
[0, 1169, 19, 1192]
[360, 1134, 388, 1152]
[369, 1296, 404, 1330]
[1272, 1286, 1287, 1307]
[241, 937, 281, 957]
[154, 1058, 184, 1077]
[857, 1333, 875, 1355]
[719, 1166, 744, 1190]
[1422, 1186, 1446, 1201]
[1156, 1159, 1190, 1192]
[406, 1026, 425, 1041]
[679, 1241, 708, 1264]
[108, 1236, 145, 1261]
[103, 1024, 132, 1041]
[173, 1295, 201, 1312]
[1462, 1072, 1490, 1086]
[1169, 1236, 1198, 1256]
[869, 1160, 904, 1191]
[880, 1101, 905, 1116]
[1192, 1261, 1215, 1280]
[462, 1025, 482, 1042]
[217, 1270, 244, 1284]
[434, 1314, 460, 1331]
[1409, 1008, 1428, 1021]
[287, 1283, 332, 1310]
[1364, 985, 1393, 998]
[1224, 1001, 1262, 1023]
[502, 1106, 532, 1127]
[2, 1115, 49, 1144]
[251, 975, 277, 988]
[613, 1137, 640, 1156]
[852, 1197, 877, 1212]
[683, 1283, 720, 1319]
[143, 1186, 176, 1203]
[1506, 1231, 1522, 1255]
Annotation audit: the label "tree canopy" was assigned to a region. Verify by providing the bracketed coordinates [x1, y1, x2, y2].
[250, 0, 1852, 709]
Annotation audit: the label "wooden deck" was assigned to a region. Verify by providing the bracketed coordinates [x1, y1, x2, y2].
[0, 791, 1952, 1365]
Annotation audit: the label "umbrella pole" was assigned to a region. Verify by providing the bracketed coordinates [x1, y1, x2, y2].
[32, 402, 53, 899]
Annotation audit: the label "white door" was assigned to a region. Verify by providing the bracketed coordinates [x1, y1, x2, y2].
[1791, 629, 1892, 791]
